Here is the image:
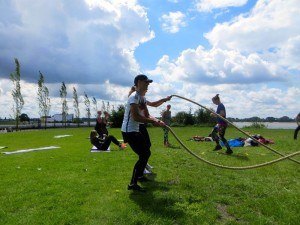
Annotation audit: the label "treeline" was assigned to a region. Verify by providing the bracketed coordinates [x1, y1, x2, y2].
[228, 116, 295, 122]
[108, 107, 215, 128]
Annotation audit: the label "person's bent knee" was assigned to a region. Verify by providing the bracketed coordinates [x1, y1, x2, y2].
[140, 151, 151, 161]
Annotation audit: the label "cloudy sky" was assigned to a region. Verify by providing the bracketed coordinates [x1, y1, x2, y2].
[0, 0, 299, 119]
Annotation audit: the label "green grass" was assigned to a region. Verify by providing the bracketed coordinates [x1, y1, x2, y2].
[0, 127, 299, 225]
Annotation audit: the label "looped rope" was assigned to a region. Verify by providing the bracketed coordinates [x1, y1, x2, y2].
[167, 94, 300, 168]
[166, 125, 300, 170]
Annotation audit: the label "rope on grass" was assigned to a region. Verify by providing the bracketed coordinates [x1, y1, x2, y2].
[167, 125, 300, 170]
[171, 94, 300, 165]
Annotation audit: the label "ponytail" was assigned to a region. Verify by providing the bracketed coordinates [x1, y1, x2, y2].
[212, 94, 220, 101]
[128, 86, 136, 97]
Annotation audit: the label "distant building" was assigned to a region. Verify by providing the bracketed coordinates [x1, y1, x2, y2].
[43, 114, 74, 122]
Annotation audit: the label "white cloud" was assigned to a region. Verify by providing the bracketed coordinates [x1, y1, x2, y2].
[195, 0, 248, 12]
[140, 79, 300, 119]
[155, 83, 300, 119]
[200, 0, 300, 89]
[150, 46, 283, 84]
[277, 35, 300, 70]
[0, 0, 154, 86]
[160, 11, 186, 33]
[205, 0, 300, 53]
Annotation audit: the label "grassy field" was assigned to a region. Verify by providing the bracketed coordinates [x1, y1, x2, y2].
[0, 126, 299, 225]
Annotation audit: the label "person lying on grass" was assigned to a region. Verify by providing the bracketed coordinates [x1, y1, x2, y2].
[90, 130, 126, 151]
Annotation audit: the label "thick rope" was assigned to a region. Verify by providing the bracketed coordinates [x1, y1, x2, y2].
[171, 94, 300, 165]
[166, 125, 300, 170]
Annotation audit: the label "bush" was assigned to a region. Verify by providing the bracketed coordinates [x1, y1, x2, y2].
[173, 111, 195, 126]
[110, 105, 125, 128]
[243, 122, 267, 129]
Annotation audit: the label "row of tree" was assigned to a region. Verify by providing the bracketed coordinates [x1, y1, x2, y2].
[9, 58, 113, 130]
[228, 116, 295, 122]
[106, 106, 214, 128]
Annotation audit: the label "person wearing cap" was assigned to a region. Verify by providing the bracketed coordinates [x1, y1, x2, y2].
[210, 94, 233, 154]
[122, 74, 166, 192]
[127, 80, 172, 175]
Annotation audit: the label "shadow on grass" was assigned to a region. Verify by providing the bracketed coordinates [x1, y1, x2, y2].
[166, 144, 181, 149]
[129, 175, 184, 220]
[216, 152, 250, 161]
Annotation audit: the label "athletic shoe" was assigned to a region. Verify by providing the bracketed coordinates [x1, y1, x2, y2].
[143, 168, 152, 175]
[213, 145, 222, 151]
[146, 164, 154, 170]
[127, 184, 146, 192]
[225, 149, 233, 154]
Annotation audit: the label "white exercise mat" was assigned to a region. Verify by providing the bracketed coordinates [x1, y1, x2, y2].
[90, 146, 110, 152]
[54, 135, 73, 138]
[2, 146, 60, 155]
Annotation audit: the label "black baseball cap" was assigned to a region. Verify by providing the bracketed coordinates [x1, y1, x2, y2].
[134, 74, 153, 86]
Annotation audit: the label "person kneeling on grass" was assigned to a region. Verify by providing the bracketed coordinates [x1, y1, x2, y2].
[90, 130, 126, 151]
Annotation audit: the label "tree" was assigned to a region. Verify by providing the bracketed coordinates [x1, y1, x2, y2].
[101, 100, 106, 112]
[173, 111, 186, 125]
[173, 110, 195, 126]
[84, 92, 91, 127]
[185, 108, 195, 125]
[110, 105, 125, 128]
[106, 101, 110, 113]
[19, 113, 30, 123]
[37, 71, 51, 129]
[73, 87, 80, 127]
[10, 58, 24, 131]
[92, 97, 97, 118]
[60, 82, 68, 128]
[194, 108, 213, 124]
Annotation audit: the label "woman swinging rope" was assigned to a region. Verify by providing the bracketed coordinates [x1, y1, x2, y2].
[121, 74, 166, 192]
[210, 94, 233, 154]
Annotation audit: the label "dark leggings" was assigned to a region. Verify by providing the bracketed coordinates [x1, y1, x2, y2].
[122, 131, 151, 185]
[294, 126, 300, 140]
[94, 135, 120, 150]
[139, 123, 151, 149]
[163, 128, 169, 144]
[211, 124, 231, 150]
